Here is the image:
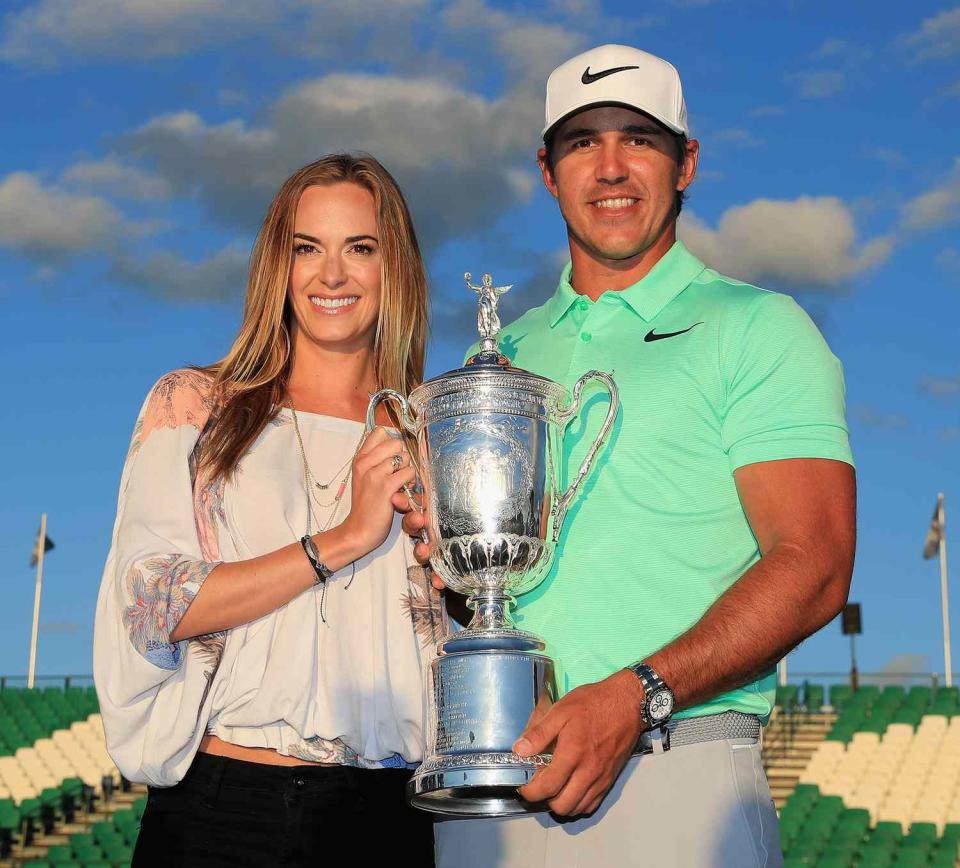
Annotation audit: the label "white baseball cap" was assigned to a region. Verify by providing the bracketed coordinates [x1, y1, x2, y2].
[542, 44, 688, 139]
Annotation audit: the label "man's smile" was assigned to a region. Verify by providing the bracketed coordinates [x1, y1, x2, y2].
[591, 196, 639, 210]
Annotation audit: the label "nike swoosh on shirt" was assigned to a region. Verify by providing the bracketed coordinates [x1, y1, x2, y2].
[581, 65, 640, 85]
[643, 322, 704, 342]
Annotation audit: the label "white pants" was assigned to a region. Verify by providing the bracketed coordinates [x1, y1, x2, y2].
[434, 738, 783, 868]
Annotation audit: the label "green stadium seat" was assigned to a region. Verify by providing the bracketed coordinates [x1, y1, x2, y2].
[91, 821, 120, 845]
[907, 822, 938, 842]
[822, 839, 858, 856]
[112, 811, 139, 844]
[862, 716, 890, 735]
[786, 839, 822, 860]
[23, 862, 51, 868]
[792, 783, 820, 800]
[891, 854, 928, 868]
[858, 857, 894, 868]
[938, 685, 960, 703]
[132, 796, 147, 820]
[45, 844, 75, 865]
[776, 684, 799, 708]
[905, 685, 932, 706]
[941, 823, 960, 843]
[892, 708, 922, 727]
[828, 684, 852, 709]
[73, 845, 101, 863]
[816, 795, 845, 814]
[101, 841, 133, 864]
[0, 799, 19, 828]
[803, 683, 824, 710]
[872, 821, 904, 841]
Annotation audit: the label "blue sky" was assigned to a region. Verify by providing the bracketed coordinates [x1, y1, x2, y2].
[0, 0, 957, 684]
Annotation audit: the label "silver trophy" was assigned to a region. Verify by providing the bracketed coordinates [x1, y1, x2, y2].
[367, 272, 619, 817]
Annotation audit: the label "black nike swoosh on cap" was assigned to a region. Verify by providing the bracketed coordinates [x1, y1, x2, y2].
[643, 322, 704, 342]
[581, 65, 641, 85]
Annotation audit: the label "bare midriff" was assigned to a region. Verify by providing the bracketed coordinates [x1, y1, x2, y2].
[199, 734, 331, 767]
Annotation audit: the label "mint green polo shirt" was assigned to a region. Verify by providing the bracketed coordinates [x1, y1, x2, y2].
[479, 241, 853, 721]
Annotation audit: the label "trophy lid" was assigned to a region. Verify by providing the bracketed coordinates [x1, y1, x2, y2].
[408, 272, 567, 413]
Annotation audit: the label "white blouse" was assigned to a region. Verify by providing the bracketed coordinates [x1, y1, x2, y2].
[93, 369, 445, 787]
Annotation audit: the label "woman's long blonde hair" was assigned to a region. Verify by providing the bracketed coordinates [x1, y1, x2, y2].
[198, 154, 428, 480]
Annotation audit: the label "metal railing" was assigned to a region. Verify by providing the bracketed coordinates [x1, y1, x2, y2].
[0, 675, 94, 690]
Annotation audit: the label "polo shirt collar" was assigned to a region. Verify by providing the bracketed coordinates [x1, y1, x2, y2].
[546, 240, 707, 327]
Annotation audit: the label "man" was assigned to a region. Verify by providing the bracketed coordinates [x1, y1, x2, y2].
[401, 44, 855, 867]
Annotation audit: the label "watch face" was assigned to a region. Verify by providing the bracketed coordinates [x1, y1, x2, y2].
[648, 689, 674, 722]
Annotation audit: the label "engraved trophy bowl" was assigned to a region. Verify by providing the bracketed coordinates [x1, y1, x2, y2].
[366, 273, 619, 817]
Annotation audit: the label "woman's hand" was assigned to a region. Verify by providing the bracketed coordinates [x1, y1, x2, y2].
[339, 427, 417, 558]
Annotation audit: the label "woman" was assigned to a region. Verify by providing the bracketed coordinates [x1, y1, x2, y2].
[93, 155, 444, 866]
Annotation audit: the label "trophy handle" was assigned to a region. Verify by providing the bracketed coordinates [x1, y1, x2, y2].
[551, 370, 619, 542]
[366, 389, 418, 435]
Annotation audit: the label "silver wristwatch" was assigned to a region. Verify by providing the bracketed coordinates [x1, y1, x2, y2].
[627, 662, 675, 729]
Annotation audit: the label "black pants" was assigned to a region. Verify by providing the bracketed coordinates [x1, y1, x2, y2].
[133, 752, 435, 867]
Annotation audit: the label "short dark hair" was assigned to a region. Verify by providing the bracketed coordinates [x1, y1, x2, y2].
[542, 127, 689, 216]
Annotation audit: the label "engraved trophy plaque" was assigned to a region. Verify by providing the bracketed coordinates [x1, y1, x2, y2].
[367, 273, 619, 817]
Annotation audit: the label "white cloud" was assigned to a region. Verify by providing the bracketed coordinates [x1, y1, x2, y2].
[120, 74, 542, 250]
[712, 128, 765, 148]
[920, 374, 960, 397]
[0, 0, 274, 65]
[109, 244, 250, 302]
[0, 0, 428, 67]
[0, 171, 123, 258]
[813, 38, 849, 59]
[789, 70, 847, 99]
[747, 105, 785, 118]
[63, 158, 171, 201]
[900, 7, 960, 62]
[678, 196, 892, 290]
[851, 404, 907, 430]
[936, 245, 960, 279]
[866, 147, 905, 165]
[899, 158, 960, 231]
[441, 0, 585, 81]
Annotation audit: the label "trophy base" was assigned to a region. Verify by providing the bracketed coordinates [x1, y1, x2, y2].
[407, 752, 550, 817]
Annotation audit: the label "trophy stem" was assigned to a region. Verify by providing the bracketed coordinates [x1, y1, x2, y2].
[466, 589, 516, 631]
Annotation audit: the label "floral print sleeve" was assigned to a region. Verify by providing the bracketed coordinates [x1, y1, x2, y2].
[123, 555, 219, 669]
[99, 370, 221, 672]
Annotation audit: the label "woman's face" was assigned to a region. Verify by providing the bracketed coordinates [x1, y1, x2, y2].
[287, 182, 382, 355]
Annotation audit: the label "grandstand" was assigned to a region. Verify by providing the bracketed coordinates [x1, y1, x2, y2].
[0, 683, 144, 867]
[767, 681, 960, 866]
[1, 676, 957, 866]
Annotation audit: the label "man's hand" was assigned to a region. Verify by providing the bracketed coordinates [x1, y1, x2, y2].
[391, 491, 442, 589]
[514, 669, 645, 817]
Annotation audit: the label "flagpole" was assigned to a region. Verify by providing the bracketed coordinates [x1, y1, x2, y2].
[778, 656, 788, 687]
[939, 493, 952, 688]
[27, 513, 46, 690]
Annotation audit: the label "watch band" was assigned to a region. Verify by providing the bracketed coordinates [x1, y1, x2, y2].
[629, 662, 665, 696]
[628, 662, 675, 729]
[300, 535, 334, 584]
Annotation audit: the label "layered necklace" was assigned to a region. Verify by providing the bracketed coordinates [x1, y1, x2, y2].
[289, 403, 366, 537]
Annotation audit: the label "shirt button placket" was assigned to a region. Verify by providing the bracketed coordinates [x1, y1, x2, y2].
[577, 297, 592, 343]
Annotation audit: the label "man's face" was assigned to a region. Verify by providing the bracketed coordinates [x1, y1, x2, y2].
[538, 105, 698, 264]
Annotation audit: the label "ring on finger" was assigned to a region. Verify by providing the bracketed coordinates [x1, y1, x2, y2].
[391, 453, 403, 472]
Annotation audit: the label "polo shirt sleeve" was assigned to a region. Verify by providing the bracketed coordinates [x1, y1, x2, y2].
[720, 291, 853, 471]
